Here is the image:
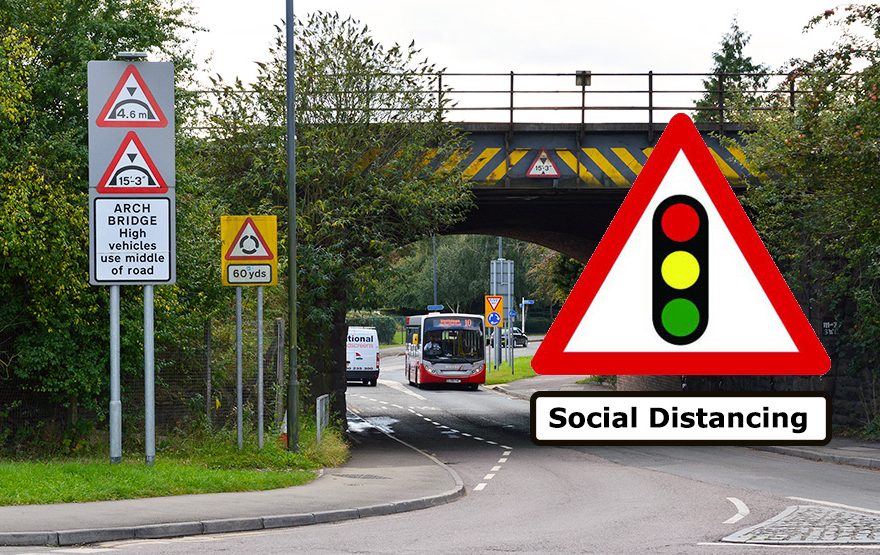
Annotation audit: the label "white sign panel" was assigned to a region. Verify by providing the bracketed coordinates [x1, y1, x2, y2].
[93, 198, 172, 282]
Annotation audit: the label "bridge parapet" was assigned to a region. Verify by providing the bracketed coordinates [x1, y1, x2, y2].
[436, 122, 757, 187]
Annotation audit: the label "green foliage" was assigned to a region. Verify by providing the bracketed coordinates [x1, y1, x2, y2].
[695, 18, 770, 123]
[0, 1, 203, 429]
[738, 5, 880, 422]
[199, 12, 473, 414]
[382, 235, 547, 314]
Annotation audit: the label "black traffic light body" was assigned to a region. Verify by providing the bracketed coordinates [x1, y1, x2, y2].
[652, 194, 709, 345]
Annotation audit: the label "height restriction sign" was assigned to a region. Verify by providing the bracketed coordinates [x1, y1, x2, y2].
[88, 60, 175, 286]
[531, 114, 829, 376]
[221, 216, 278, 286]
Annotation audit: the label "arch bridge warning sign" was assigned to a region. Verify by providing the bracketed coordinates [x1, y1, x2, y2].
[221, 216, 278, 286]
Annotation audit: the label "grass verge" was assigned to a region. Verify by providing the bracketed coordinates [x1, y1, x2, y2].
[0, 420, 348, 506]
[486, 356, 536, 385]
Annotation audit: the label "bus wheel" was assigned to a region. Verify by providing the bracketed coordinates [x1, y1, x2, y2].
[467, 383, 479, 391]
[369, 379, 377, 387]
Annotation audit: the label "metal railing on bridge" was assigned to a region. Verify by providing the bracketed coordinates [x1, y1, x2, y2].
[185, 70, 805, 136]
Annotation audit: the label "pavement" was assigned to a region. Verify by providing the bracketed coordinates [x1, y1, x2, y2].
[0, 415, 464, 547]
[3, 367, 878, 548]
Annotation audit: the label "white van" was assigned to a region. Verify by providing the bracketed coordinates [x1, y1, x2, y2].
[346, 326, 380, 386]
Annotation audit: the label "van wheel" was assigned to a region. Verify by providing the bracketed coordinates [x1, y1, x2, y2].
[369, 379, 377, 387]
[362, 379, 369, 385]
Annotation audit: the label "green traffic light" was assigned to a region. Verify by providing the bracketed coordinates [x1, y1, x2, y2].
[660, 298, 700, 337]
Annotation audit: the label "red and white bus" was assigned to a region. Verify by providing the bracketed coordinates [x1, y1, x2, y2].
[405, 313, 486, 390]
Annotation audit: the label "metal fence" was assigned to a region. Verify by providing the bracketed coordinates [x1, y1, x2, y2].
[0, 314, 287, 452]
[185, 70, 808, 132]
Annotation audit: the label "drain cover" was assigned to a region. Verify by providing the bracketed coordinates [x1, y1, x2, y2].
[335, 473, 390, 480]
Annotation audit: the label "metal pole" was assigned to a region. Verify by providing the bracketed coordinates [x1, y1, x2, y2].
[285, 0, 300, 452]
[205, 319, 212, 429]
[432, 234, 438, 305]
[257, 286, 264, 449]
[236, 286, 243, 450]
[275, 318, 285, 424]
[109, 285, 121, 464]
[507, 262, 513, 373]
[144, 285, 155, 465]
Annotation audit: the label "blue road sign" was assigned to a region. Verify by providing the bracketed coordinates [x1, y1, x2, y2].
[509, 309, 518, 318]
[522, 299, 535, 305]
[427, 304, 444, 311]
[487, 312, 501, 326]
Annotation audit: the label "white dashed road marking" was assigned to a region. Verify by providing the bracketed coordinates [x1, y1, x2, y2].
[474, 483, 487, 491]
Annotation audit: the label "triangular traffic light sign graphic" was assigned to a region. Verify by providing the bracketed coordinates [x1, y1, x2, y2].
[96, 64, 168, 127]
[532, 113, 830, 376]
[96, 131, 168, 194]
[225, 217, 274, 261]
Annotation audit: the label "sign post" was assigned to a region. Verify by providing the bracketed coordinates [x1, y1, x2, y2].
[221, 215, 278, 449]
[89, 57, 175, 465]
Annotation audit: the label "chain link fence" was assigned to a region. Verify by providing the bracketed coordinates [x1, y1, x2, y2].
[0, 311, 287, 452]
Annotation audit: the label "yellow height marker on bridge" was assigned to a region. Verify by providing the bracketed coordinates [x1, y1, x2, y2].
[582, 148, 629, 187]
[485, 149, 529, 184]
[555, 150, 601, 187]
[708, 148, 740, 180]
[611, 147, 644, 177]
[462, 148, 501, 180]
[435, 149, 470, 175]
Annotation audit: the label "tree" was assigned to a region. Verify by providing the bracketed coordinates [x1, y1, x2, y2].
[381, 235, 546, 315]
[0, 0, 201, 443]
[201, 12, 473, 418]
[695, 18, 770, 124]
[738, 5, 880, 426]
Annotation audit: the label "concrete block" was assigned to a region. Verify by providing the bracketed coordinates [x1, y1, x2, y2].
[201, 517, 263, 534]
[262, 513, 316, 529]
[311, 508, 359, 524]
[357, 504, 396, 518]
[0, 531, 59, 546]
[57, 527, 135, 546]
[134, 521, 203, 539]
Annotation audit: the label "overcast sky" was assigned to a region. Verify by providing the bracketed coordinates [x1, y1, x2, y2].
[190, 1, 852, 79]
[187, 1, 858, 123]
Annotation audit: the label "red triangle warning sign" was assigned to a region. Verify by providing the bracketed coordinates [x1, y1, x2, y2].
[96, 64, 168, 127]
[487, 296, 502, 310]
[96, 131, 168, 194]
[225, 217, 274, 261]
[532, 114, 829, 376]
[526, 149, 560, 178]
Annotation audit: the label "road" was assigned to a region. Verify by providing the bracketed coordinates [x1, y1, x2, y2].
[26, 349, 880, 553]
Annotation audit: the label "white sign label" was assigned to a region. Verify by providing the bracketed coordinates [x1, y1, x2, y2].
[532, 394, 829, 443]
[226, 264, 273, 284]
[94, 198, 171, 281]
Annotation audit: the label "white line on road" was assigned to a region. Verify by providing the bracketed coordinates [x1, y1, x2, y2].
[461, 433, 472, 437]
[474, 436, 485, 441]
[378, 379, 427, 400]
[474, 483, 487, 491]
[491, 465, 501, 471]
[486, 440, 498, 445]
[380, 401, 388, 404]
[723, 497, 750, 524]
[787, 497, 880, 515]
[498, 457, 508, 463]
[391, 404, 403, 409]
[484, 473, 496, 480]
[423, 417, 431, 421]
[368, 398, 377, 402]
[503, 450, 512, 455]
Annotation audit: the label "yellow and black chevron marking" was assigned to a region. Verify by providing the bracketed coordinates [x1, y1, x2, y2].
[424, 145, 755, 186]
